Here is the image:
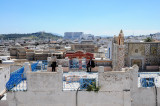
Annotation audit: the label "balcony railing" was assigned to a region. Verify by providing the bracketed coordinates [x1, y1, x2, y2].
[6, 67, 25, 91]
[6, 61, 39, 91]
[31, 60, 47, 72]
[138, 72, 160, 87]
[31, 61, 39, 72]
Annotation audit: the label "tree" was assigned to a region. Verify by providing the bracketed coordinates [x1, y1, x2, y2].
[144, 37, 152, 42]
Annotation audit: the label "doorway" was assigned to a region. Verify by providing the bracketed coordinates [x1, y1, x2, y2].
[131, 59, 142, 70]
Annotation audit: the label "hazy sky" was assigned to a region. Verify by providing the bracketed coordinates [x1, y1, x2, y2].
[0, 0, 160, 36]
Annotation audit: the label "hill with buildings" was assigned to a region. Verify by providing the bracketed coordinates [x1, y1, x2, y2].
[0, 32, 62, 40]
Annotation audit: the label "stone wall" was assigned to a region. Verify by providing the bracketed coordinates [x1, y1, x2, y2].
[112, 43, 125, 71]
[125, 42, 160, 70]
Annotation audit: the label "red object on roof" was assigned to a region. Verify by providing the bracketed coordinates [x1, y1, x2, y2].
[65, 51, 94, 59]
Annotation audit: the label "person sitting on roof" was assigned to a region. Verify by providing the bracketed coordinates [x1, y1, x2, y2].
[87, 57, 95, 72]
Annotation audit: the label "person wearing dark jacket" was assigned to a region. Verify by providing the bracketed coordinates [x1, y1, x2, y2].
[87, 57, 95, 72]
[51, 58, 57, 72]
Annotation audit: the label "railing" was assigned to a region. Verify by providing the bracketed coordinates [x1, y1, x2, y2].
[69, 59, 86, 70]
[6, 67, 25, 91]
[42, 60, 48, 70]
[69, 59, 112, 70]
[31, 61, 40, 72]
[31, 60, 47, 72]
[63, 72, 98, 90]
[138, 72, 160, 87]
[140, 78, 155, 87]
[6, 61, 39, 91]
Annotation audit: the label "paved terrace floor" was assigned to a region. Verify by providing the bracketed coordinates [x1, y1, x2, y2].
[63, 72, 98, 91]
[11, 80, 27, 91]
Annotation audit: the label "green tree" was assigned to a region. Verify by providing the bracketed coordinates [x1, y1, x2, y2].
[144, 37, 152, 42]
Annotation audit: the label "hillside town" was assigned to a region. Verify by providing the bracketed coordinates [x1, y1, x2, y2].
[1, 0, 160, 105]
[0, 30, 160, 106]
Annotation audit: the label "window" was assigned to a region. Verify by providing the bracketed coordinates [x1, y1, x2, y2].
[141, 78, 154, 87]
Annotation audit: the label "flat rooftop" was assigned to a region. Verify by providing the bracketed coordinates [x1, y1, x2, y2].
[63, 72, 98, 90]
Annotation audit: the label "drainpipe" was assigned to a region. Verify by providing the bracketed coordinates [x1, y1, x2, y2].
[76, 87, 81, 106]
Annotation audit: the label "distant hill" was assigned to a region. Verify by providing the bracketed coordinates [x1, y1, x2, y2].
[0, 32, 63, 40]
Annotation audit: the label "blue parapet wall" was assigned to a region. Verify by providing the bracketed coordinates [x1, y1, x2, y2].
[6, 61, 39, 91]
[31, 61, 40, 72]
[6, 67, 24, 91]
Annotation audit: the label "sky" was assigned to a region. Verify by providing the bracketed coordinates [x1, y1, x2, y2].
[0, 0, 160, 36]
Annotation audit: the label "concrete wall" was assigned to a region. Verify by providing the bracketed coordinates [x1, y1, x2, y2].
[7, 91, 130, 106]
[47, 66, 112, 73]
[132, 88, 160, 106]
[0, 67, 10, 96]
[146, 66, 159, 71]
[92, 66, 112, 72]
[6, 65, 160, 106]
[7, 66, 134, 106]
[10, 65, 22, 73]
[98, 71, 130, 92]
[130, 65, 160, 106]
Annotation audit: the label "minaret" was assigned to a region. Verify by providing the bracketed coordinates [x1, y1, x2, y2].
[117, 29, 124, 45]
[112, 30, 125, 71]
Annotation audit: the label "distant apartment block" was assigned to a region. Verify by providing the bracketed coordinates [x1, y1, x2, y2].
[64, 32, 83, 40]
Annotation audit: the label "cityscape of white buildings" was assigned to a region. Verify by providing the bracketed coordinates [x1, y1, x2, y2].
[0, 31, 160, 106]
